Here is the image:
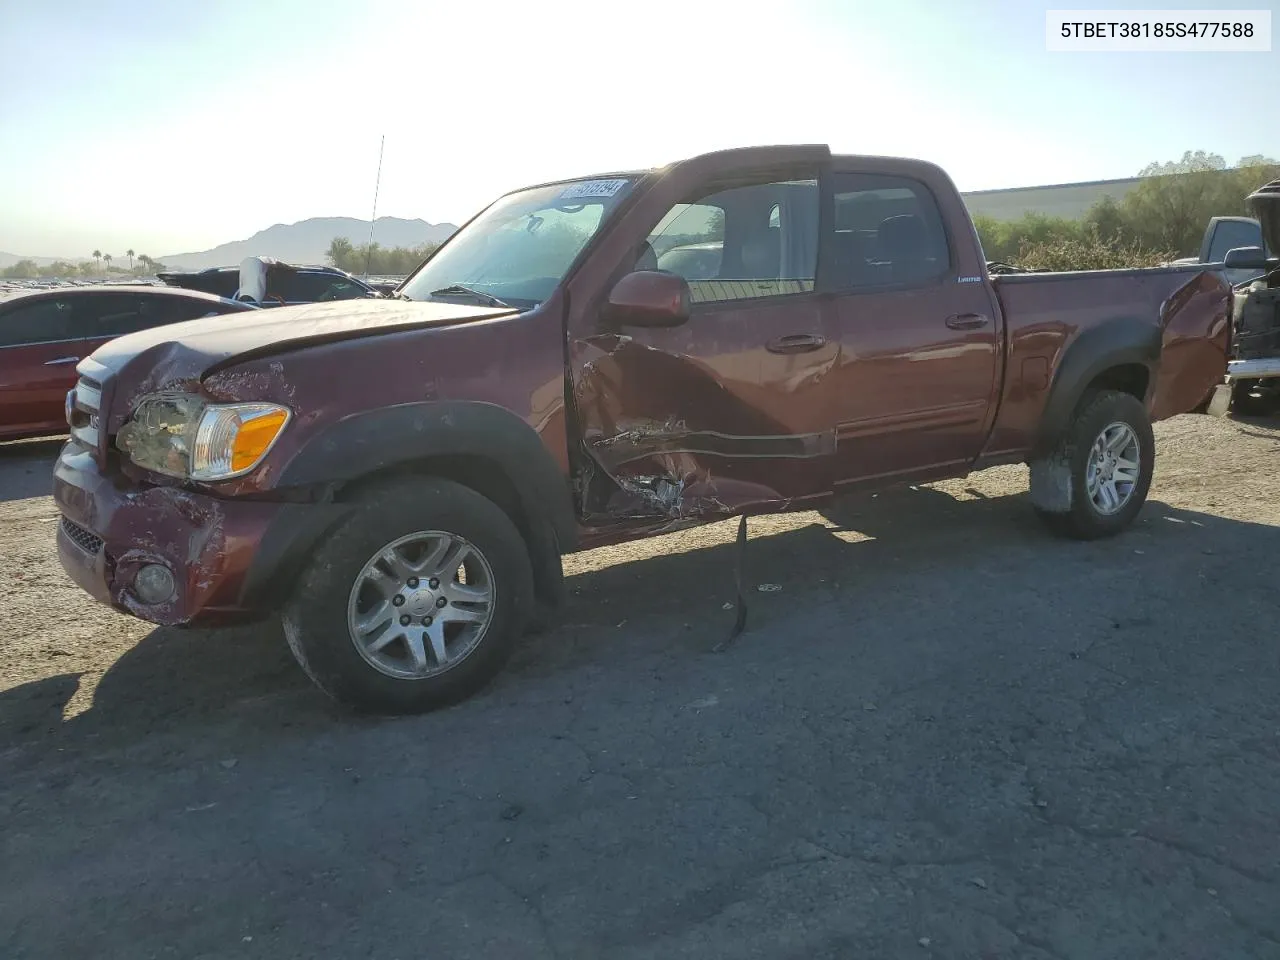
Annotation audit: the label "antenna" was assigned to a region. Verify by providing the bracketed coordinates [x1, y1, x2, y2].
[363, 134, 385, 278]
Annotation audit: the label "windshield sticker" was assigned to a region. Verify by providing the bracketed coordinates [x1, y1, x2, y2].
[560, 179, 629, 200]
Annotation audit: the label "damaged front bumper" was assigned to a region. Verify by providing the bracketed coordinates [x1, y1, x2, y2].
[53, 443, 339, 626]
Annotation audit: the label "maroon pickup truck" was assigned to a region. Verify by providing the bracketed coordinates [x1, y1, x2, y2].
[53, 145, 1232, 714]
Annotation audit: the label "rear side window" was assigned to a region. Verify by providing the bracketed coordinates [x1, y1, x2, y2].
[827, 173, 951, 289]
[0, 298, 78, 346]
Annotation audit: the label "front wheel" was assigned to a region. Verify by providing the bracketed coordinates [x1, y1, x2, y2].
[1033, 389, 1155, 541]
[282, 477, 534, 714]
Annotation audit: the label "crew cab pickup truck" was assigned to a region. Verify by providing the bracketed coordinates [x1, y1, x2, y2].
[53, 145, 1233, 714]
[1201, 180, 1280, 415]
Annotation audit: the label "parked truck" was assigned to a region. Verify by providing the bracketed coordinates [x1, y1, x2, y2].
[53, 145, 1234, 714]
[1207, 180, 1280, 415]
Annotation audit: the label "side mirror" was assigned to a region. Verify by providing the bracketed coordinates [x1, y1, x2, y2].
[602, 270, 691, 328]
[1224, 245, 1268, 269]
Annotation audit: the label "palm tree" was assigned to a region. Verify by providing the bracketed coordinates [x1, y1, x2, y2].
[92, 249, 102, 271]
[103, 253, 113, 272]
[126, 249, 135, 270]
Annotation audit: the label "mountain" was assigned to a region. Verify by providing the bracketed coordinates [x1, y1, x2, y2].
[156, 216, 458, 270]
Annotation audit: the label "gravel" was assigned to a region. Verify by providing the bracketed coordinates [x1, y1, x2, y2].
[1, 412, 1278, 959]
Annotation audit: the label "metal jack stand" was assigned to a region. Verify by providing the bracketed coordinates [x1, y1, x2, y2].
[712, 513, 749, 653]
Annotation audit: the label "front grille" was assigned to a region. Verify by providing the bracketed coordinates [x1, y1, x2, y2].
[60, 516, 104, 555]
[67, 357, 117, 462]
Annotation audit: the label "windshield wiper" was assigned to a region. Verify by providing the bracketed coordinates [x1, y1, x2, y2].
[429, 284, 510, 308]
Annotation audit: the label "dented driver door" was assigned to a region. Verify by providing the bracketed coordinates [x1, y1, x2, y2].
[563, 146, 843, 528]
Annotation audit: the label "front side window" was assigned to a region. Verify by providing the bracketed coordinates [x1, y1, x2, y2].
[652, 201, 725, 279]
[81, 293, 228, 337]
[646, 178, 819, 304]
[0, 298, 77, 347]
[828, 174, 951, 288]
[399, 177, 637, 309]
[275, 272, 370, 303]
[316, 278, 371, 302]
[1208, 219, 1265, 262]
[167, 271, 238, 299]
[165, 297, 245, 323]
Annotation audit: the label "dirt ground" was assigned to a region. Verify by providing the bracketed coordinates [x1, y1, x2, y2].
[1, 413, 1279, 959]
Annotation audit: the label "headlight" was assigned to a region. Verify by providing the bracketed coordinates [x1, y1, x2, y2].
[116, 394, 291, 481]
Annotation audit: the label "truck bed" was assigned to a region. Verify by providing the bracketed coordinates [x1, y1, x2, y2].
[981, 264, 1232, 461]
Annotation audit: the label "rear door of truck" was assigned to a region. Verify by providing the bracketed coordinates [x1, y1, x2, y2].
[818, 159, 1005, 486]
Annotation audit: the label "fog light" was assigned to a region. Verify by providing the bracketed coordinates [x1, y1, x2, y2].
[134, 564, 176, 604]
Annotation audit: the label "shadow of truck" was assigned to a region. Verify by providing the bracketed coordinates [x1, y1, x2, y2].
[3, 487, 1276, 766]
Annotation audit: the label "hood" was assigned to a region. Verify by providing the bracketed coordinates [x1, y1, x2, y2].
[1247, 179, 1280, 259]
[87, 297, 517, 382]
[84, 297, 519, 418]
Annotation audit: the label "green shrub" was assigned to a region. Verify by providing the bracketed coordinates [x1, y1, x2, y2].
[972, 153, 1280, 268]
[1012, 233, 1179, 272]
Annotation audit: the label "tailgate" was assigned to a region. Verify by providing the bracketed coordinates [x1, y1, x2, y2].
[1150, 270, 1233, 417]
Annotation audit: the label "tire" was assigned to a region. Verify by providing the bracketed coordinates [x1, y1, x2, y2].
[1034, 389, 1155, 541]
[282, 477, 534, 715]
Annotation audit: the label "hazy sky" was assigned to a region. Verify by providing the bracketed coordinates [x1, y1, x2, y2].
[0, 0, 1276, 258]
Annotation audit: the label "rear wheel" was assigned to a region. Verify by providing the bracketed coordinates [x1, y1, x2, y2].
[1034, 389, 1154, 541]
[282, 477, 534, 714]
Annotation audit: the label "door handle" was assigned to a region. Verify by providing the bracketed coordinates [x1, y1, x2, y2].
[44, 356, 81, 366]
[766, 334, 826, 354]
[945, 313, 990, 330]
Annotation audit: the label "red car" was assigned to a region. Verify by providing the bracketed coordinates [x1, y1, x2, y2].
[0, 285, 256, 442]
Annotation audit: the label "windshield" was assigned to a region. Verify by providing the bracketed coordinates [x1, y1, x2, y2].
[399, 177, 638, 308]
